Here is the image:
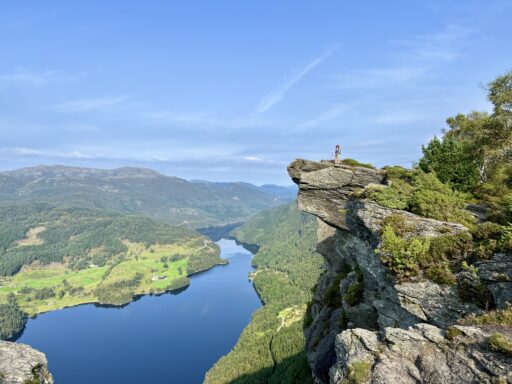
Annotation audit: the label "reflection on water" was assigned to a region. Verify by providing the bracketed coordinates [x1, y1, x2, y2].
[16, 239, 260, 384]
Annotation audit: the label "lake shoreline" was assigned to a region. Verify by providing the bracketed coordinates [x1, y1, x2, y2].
[16, 238, 262, 384]
[12, 255, 231, 342]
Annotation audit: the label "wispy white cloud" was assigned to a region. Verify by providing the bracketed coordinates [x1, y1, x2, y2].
[392, 24, 472, 62]
[0, 145, 289, 171]
[334, 24, 473, 90]
[297, 102, 354, 129]
[0, 70, 79, 86]
[299, 24, 474, 131]
[256, 45, 339, 113]
[243, 155, 262, 162]
[12, 147, 43, 156]
[242, 155, 286, 165]
[334, 66, 428, 89]
[48, 96, 128, 113]
[0, 147, 104, 160]
[143, 110, 265, 130]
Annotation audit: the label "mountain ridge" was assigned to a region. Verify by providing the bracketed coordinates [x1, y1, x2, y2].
[0, 165, 291, 227]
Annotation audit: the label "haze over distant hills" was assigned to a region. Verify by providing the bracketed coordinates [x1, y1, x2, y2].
[0, 165, 294, 228]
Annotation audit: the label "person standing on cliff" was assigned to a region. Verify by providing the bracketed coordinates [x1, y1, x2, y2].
[334, 144, 341, 164]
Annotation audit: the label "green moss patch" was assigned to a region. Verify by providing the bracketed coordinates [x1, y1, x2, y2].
[341, 158, 376, 169]
[461, 306, 512, 326]
[488, 333, 512, 356]
[344, 360, 371, 384]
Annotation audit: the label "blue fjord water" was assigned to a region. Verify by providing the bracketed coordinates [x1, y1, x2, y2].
[16, 239, 261, 384]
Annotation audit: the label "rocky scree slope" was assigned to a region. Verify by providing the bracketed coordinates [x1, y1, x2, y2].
[288, 159, 512, 384]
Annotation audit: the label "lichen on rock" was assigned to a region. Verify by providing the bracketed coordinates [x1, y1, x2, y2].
[0, 341, 53, 384]
[288, 159, 512, 384]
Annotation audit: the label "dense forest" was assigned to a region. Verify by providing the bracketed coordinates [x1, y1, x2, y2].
[0, 293, 25, 340]
[0, 166, 291, 228]
[0, 202, 202, 276]
[205, 202, 324, 384]
[362, 71, 511, 287]
[0, 202, 224, 339]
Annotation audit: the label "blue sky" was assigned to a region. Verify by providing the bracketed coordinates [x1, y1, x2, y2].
[0, 1, 510, 184]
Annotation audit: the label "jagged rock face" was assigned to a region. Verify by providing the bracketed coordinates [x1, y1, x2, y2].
[331, 324, 512, 384]
[345, 199, 467, 246]
[476, 253, 512, 309]
[288, 159, 384, 229]
[288, 159, 511, 384]
[0, 341, 53, 384]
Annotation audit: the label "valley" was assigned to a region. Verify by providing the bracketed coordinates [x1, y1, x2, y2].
[0, 167, 294, 343]
[15, 239, 262, 384]
[205, 202, 323, 384]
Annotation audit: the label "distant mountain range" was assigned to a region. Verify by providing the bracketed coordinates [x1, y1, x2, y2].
[0, 165, 296, 228]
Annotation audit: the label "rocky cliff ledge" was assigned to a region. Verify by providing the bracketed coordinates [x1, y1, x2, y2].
[0, 341, 53, 384]
[289, 159, 512, 384]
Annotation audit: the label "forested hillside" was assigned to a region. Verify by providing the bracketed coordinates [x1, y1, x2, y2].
[0, 202, 224, 339]
[205, 202, 324, 384]
[0, 164, 297, 342]
[0, 165, 289, 228]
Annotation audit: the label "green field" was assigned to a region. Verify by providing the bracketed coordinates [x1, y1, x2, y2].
[0, 240, 220, 316]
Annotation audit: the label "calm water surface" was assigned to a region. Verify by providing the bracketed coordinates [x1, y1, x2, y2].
[16, 239, 261, 384]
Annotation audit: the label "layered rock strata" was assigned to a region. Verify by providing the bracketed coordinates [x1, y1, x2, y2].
[289, 159, 512, 384]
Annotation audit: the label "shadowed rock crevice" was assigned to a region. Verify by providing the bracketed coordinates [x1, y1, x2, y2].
[288, 159, 512, 384]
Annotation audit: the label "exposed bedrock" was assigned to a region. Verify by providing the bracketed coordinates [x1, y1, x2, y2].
[0, 341, 53, 384]
[288, 159, 512, 384]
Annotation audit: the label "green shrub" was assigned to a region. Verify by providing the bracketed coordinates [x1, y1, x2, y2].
[418, 136, 480, 192]
[488, 333, 512, 356]
[473, 222, 503, 239]
[426, 232, 473, 265]
[426, 265, 456, 285]
[378, 225, 430, 280]
[382, 166, 415, 183]
[378, 217, 480, 284]
[343, 281, 364, 306]
[324, 271, 349, 307]
[381, 215, 413, 236]
[461, 261, 478, 275]
[303, 302, 314, 329]
[457, 276, 494, 309]
[409, 172, 474, 226]
[366, 170, 474, 227]
[472, 222, 512, 260]
[341, 158, 376, 169]
[343, 265, 364, 306]
[476, 166, 512, 225]
[365, 180, 414, 210]
[461, 305, 512, 326]
[500, 223, 512, 252]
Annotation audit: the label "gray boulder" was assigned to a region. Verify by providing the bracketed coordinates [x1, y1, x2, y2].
[0, 341, 53, 384]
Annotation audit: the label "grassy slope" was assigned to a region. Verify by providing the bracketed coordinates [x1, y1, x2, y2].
[205, 202, 323, 384]
[0, 203, 223, 318]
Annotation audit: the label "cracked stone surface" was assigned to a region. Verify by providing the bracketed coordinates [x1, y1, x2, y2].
[0, 341, 53, 384]
[288, 159, 512, 384]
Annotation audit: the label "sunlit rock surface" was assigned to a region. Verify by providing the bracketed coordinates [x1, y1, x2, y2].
[0, 341, 53, 384]
[289, 159, 512, 384]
